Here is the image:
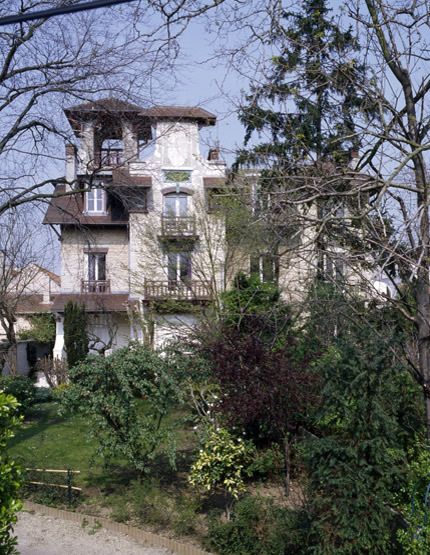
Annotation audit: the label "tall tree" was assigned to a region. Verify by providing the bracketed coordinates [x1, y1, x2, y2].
[237, 0, 367, 170]
[63, 301, 88, 368]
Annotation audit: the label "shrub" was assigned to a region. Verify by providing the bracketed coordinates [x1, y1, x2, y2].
[0, 391, 22, 554]
[188, 426, 255, 515]
[33, 387, 53, 404]
[0, 376, 36, 414]
[62, 344, 180, 471]
[247, 446, 284, 481]
[206, 496, 305, 555]
[63, 301, 88, 369]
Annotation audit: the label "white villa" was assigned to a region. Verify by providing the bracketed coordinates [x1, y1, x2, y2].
[43, 99, 227, 355]
[40, 98, 382, 359]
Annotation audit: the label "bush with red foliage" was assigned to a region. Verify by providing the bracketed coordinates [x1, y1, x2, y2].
[204, 325, 318, 445]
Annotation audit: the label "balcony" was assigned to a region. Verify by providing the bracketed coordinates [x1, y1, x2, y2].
[96, 148, 124, 167]
[81, 279, 111, 294]
[161, 216, 196, 238]
[144, 280, 211, 301]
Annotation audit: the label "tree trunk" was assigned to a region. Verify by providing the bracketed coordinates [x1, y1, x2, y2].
[283, 434, 290, 497]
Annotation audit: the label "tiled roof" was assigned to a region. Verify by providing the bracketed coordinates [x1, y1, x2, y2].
[140, 106, 216, 124]
[112, 168, 152, 187]
[51, 293, 132, 313]
[64, 100, 216, 125]
[33, 265, 61, 285]
[43, 184, 129, 226]
[65, 98, 143, 113]
[16, 294, 55, 314]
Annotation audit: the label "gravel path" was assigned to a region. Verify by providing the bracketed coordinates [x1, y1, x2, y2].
[15, 511, 172, 555]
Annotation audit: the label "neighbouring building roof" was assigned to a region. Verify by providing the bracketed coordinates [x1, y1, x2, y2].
[140, 106, 216, 125]
[65, 98, 143, 114]
[52, 293, 133, 313]
[33, 265, 61, 286]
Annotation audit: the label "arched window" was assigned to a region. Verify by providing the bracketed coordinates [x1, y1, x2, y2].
[163, 192, 189, 217]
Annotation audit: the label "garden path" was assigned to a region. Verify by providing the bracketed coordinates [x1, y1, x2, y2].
[15, 510, 172, 555]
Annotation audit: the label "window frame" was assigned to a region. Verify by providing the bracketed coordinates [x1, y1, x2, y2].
[88, 252, 107, 282]
[85, 188, 106, 214]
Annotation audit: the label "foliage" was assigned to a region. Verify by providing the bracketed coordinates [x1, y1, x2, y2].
[33, 387, 53, 404]
[202, 275, 319, 444]
[246, 445, 284, 482]
[206, 496, 306, 555]
[396, 446, 430, 554]
[63, 301, 88, 369]
[302, 311, 421, 554]
[19, 313, 56, 345]
[0, 376, 36, 415]
[221, 273, 288, 341]
[237, 0, 368, 169]
[62, 344, 180, 471]
[189, 426, 254, 503]
[0, 391, 22, 555]
[130, 478, 201, 535]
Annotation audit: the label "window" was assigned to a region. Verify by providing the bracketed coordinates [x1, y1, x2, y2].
[250, 254, 278, 283]
[86, 188, 105, 214]
[167, 252, 191, 286]
[88, 253, 106, 281]
[320, 253, 344, 283]
[163, 192, 189, 217]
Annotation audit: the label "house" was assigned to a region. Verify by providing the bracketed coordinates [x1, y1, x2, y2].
[43, 99, 227, 354]
[0, 263, 60, 375]
[42, 98, 381, 357]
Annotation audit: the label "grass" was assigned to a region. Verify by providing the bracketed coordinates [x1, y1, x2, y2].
[7, 401, 206, 535]
[8, 402, 102, 484]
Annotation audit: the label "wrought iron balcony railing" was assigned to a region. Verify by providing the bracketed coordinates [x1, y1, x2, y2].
[96, 148, 124, 167]
[161, 216, 196, 237]
[144, 280, 211, 301]
[81, 279, 111, 294]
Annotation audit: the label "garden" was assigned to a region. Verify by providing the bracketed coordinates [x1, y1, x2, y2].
[3, 277, 430, 555]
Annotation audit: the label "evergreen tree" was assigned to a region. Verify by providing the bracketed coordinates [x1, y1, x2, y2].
[63, 301, 88, 368]
[237, 0, 367, 171]
[303, 308, 423, 553]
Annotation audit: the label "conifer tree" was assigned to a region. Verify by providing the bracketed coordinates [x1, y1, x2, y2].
[237, 0, 368, 171]
[63, 301, 88, 369]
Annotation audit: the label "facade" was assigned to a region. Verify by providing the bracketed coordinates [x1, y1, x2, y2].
[43, 99, 227, 354]
[43, 98, 380, 357]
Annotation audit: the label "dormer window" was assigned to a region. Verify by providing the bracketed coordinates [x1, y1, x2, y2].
[86, 188, 106, 214]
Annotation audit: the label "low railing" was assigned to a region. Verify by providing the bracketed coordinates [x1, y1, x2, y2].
[161, 216, 196, 236]
[81, 279, 111, 294]
[144, 280, 212, 300]
[96, 148, 124, 167]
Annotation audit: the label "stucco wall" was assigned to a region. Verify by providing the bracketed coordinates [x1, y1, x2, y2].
[61, 228, 129, 293]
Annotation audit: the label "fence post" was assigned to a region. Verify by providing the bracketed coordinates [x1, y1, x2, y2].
[66, 468, 72, 506]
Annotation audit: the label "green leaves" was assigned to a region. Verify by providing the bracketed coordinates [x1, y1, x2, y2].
[64, 301, 88, 369]
[189, 426, 254, 500]
[62, 343, 180, 471]
[0, 391, 22, 555]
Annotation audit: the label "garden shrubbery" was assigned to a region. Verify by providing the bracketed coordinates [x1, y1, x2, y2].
[0, 375, 36, 414]
[206, 496, 306, 555]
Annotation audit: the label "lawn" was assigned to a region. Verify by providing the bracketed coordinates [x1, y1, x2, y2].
[7, 400, 207, 536]
[8, 402, 101, 483]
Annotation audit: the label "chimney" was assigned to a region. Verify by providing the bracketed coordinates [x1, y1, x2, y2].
[65, 143, 77, 187]
[349, 148, 359, 170]
[208, 147, 220, 161]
